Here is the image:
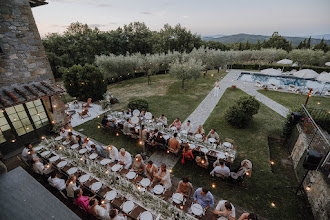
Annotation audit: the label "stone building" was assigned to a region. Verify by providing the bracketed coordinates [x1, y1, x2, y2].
[0, 0, 66, 155]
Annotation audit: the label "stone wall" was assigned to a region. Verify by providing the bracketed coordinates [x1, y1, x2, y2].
[291, 125, 330, 220]
[0, 0, 66, 127]
[0, 0, 53, 86]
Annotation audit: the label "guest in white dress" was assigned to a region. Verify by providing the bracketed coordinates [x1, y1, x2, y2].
[107, 145, 119, 162]
[89, 199, 111, 220]
[118, 148, 132, 169]
[66, 175, 79, 198]
[153, 163, 172, 189]
[32, 157, 45, 175]
[48, 172, 66, 191]
[214, 79, 220, 97]
[182, 120, 193, 133]
[109, 209, 126, 220]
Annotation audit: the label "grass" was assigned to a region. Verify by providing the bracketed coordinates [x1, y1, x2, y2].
[172, 88, 314, 220]
[258, 90, 330, 110]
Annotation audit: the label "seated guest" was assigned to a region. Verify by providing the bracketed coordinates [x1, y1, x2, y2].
[194, 125, 205, 136]
[76, 135, 83, 146]
[66, 132, 77, 144]
[102, 115, 110, 128]
[170, 118, 181, 130]
[206, 128, 220, 143]
[132, 154, 145, 176]
[74, 189, 95, 213]
[118, 148, 132, 169]
[107, 145, 119, 162]
[123, 119, 132, 135]
[32, 157, 45, 175]
[141, 125, 148, 142]
[126, 108, 133, 116]
[214, 200, 236, 220]
[210, 161, 230, 178]
[59, 128, 68, 138]
[109, 209, 126, 220]
[109, 119, 118, 130]
[66, 175, 79, 199]
[168, 133, 181, 155]
[153, 163, 171, 189]
[177, 177, 193, 197]
[22, 143, 35, 163]
[158, 114, 168, 126]
[193, 188, 214, 210]
[89, 199, 111, 220]
[182, 145, 194, 162]
[146, 161, 158, 180]
[182, 120, 193, 133]
[239, 212, 259, 220]
[83, 138, 95, 150]
[140, 110, 146, 120]
[90, 144, 97, 154]
[48, 172, 66, 191]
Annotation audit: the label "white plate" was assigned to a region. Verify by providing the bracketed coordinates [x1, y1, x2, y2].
[223, 142, 232, 148]
[178, 140, 182, 144]
[91, 182, 102, 191]
[171, 127, 177, 131]
[71, 144, 79, 149]
[195, 134, 202, 139]
[126, 171, 137, 180]
[191, 203, 203, 216]
[122, 201, 135, 213]
[189, 144, 196, 150]
[163, 135, 170, 140]
[33, 146, 43, 151]
[181, 130, 188, 134]
[100, 158, 111, 165]
[140, 178, 151, 187]
[49, 155, 60, 162]
[89, 153, 98, 160]
[153, 185, 164, 195]
[139, 211, 153, 220]
[216, 152, 226, 159]
[208, 138, 216, 143]
[62, 140, 70, 145]
[67, 167, 78, 175]
[57, 161, 68, 168]
[172, 193, 184, 204]
[105, 190, 117, 201]
[111, 164, 123, 172]
[79, 148, 87, 154]
[55, 136, 63, 141]
[201, 148, 209, 154]
[79, 174, 90, 183]
[40, 151, 50, 157]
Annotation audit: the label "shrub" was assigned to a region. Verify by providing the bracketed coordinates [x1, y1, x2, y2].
[127, 98, 149, 111]
[225, 96, 260, 128]
[63, 64, 107, 101]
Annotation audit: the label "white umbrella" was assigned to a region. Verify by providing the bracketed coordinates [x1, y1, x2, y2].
[260, 68, 282, 76]
[293, 69, 319, 79]
[316, 72, 330, 82]
[277, 59, 293, 65]
[325, 62, 330, 66]
[292, 62, 299, 67]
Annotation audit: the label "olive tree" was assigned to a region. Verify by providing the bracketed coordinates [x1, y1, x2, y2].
[169, 57, 204, 89]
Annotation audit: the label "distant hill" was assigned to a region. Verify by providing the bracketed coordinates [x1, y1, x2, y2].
[311, 34, 330, 40]
[202, 33, 330, 46]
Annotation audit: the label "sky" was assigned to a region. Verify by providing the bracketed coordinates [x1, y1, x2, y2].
[32, 0, 330, 38]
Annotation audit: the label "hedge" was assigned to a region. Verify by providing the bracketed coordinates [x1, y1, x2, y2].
[232, 63, 330, 73]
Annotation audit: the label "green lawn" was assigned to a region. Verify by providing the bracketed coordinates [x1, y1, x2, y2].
[258, 90, 330, 110]
[173, 88, 313, 220]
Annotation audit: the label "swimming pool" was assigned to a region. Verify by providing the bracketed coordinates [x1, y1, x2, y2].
[238, 72, 330, 91]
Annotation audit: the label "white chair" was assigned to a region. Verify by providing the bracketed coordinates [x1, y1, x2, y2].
[288, 84, 298, 92]
[324, 90, 330, 96]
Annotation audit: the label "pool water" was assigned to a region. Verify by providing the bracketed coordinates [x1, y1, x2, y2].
[238, 72, 330, 91]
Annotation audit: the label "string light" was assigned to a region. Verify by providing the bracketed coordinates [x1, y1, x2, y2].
[139, 140, 143, 145]
[80, 158, 83, 161]
[105, 170, 108, 174]
[11, 139, 16, 143]
[201, 160, 205, 164]
[246, 172, 250, 176]
[306, 186, 311, 191]
[116, 133, 119, 136]
[97, 125, 101, 129]
[167, 150, 170, 153]
[41, 136, 45, 140]
[211, 183, 216, 188]
[271, 202, 276, 207]
[169, 168, 173, 173]
[1, 109, 5, 113]
[180, 205, 184, 210]
[317, 102, 320, 105]
[53, 105, 57, 108]
[59, 146, 63, 150]
[107, 146, 112, 151]
[101, 200, 105, 204]
[97, 115, 100, 118]
[137, 185, 141, 190]
[270, 161, 275, 165]
[70, 181, 73, 184]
